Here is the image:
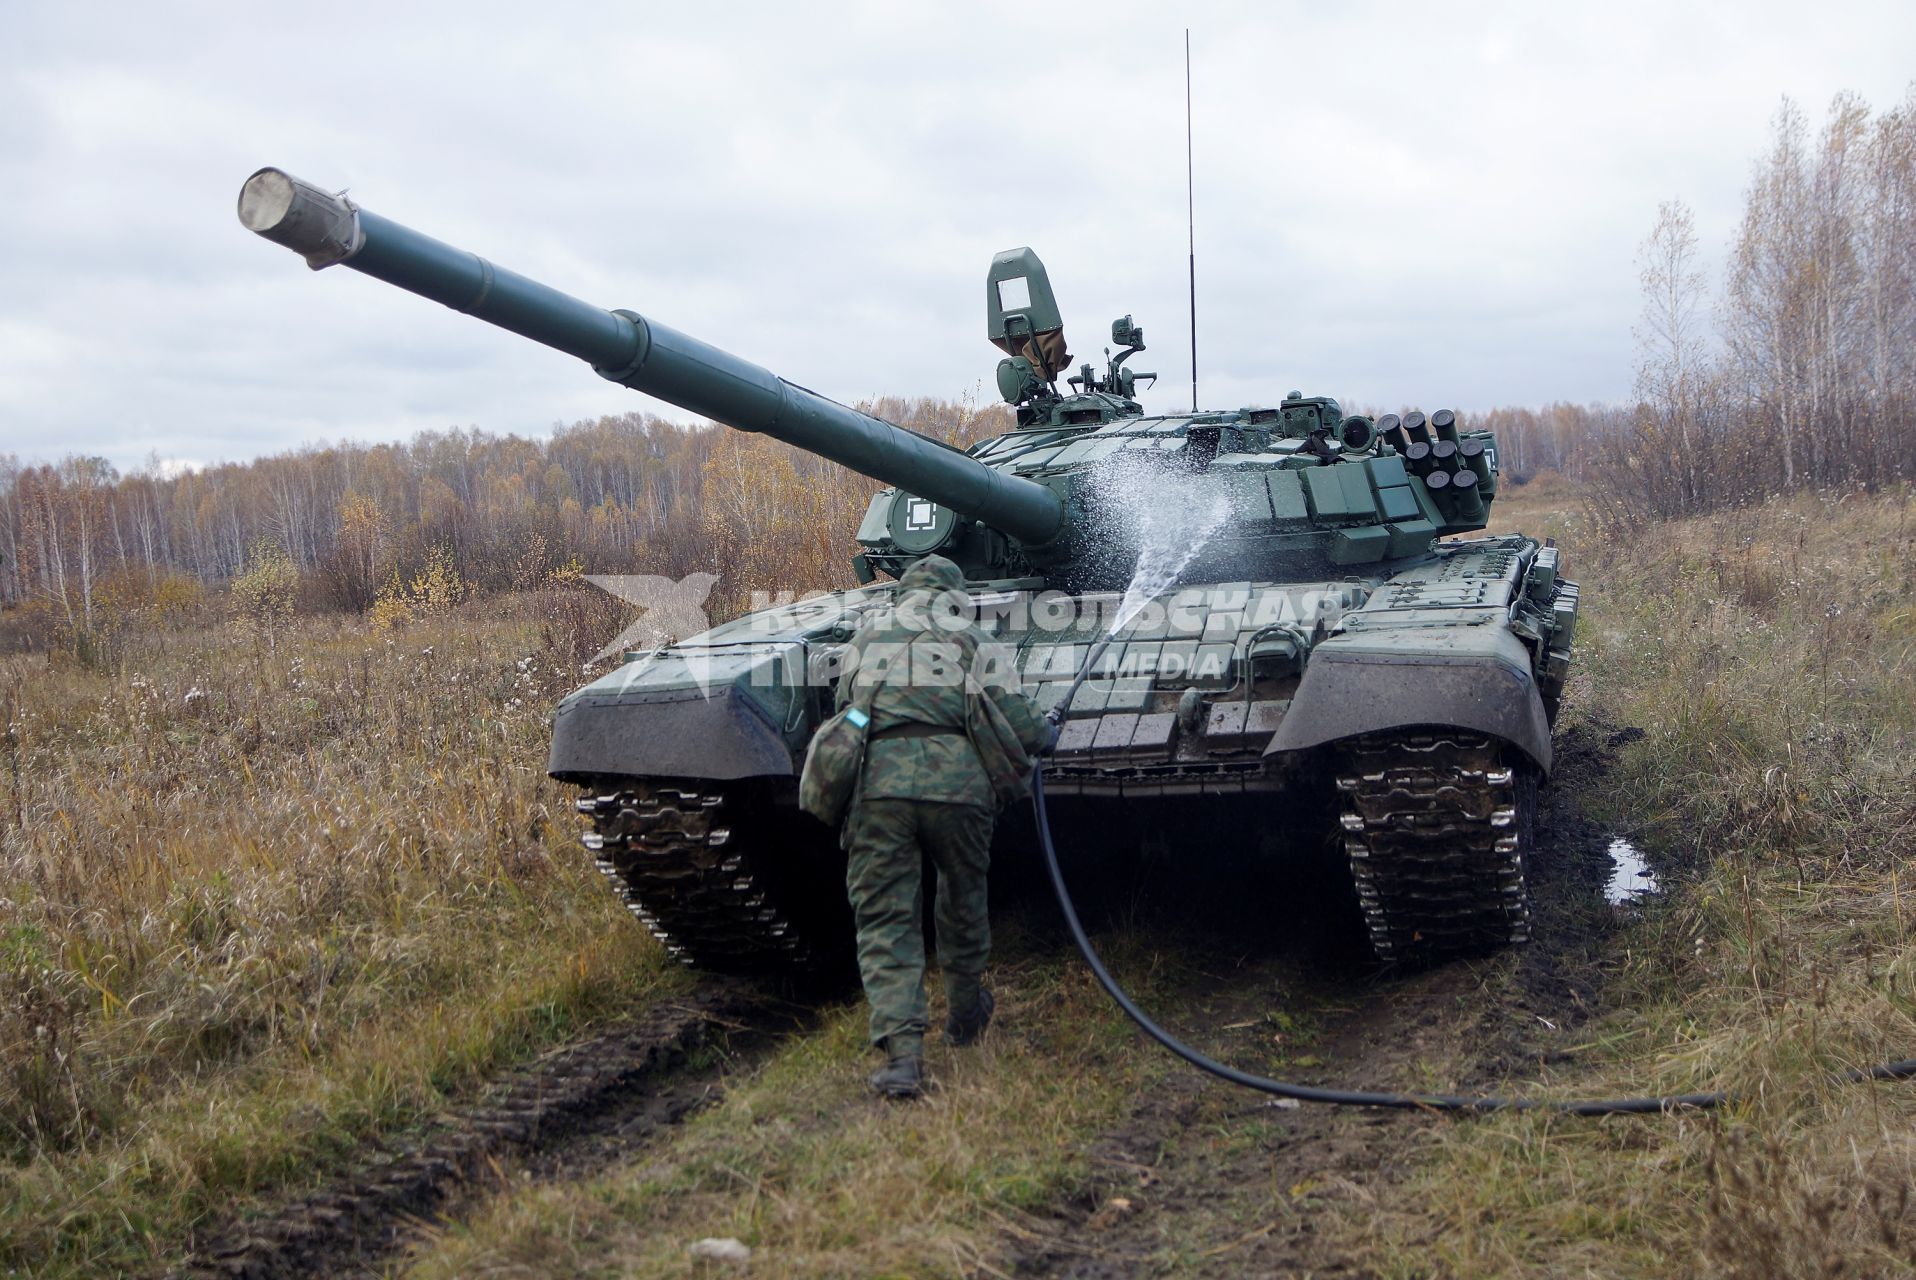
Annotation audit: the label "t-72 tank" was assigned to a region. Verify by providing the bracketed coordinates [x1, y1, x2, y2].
[238, 167, 1579, 973]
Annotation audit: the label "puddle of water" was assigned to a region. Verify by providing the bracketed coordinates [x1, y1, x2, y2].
[1604, 835, 1659, 904]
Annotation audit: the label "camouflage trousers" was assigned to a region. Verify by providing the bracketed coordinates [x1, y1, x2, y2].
[842, 797, 994, 1055]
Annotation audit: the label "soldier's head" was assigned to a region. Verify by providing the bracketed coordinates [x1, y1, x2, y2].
[891, 554, 970, 633]
[897, 554, 964, 596]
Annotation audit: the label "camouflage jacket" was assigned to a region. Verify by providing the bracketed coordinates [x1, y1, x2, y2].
[834, 554, 1045, 807]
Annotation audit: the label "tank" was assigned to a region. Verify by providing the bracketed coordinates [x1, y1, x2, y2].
[238, 167, 1580, 972]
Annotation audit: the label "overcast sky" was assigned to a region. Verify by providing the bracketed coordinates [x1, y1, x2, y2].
[2, 1, 1911, 473]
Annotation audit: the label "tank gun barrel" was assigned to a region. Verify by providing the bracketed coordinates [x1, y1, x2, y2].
[237, 168, 1065, 546]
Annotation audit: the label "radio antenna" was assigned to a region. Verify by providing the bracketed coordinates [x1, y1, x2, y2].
[1185, 28, 1198, 412]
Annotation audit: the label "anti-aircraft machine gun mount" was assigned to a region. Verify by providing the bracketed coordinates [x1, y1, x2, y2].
[238, 166, 1579, 973]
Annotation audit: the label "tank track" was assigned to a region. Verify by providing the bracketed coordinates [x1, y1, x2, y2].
[1334, 731, 1535, 962]
[574, 780, 839, 976]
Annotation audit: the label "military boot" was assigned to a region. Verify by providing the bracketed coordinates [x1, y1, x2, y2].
[944, 987, 995, 1047]
[869, 1038, 928, 1100]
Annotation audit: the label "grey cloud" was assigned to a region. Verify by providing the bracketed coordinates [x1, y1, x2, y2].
[3, 0, 1913, 470]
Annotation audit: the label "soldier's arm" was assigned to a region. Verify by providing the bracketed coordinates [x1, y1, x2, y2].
[834, 630, 869, 713]
[966, 626, 1046, 753]
[987, 680, 1048, 754]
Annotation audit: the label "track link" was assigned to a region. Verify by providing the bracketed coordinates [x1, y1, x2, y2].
[1335, 731, 1536, 962]
[575, 779, 840, 975]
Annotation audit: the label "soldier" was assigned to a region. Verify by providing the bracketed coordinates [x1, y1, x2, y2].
[834, 553, 1046, 1099]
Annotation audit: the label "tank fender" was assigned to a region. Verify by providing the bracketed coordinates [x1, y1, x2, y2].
[548, 687, 795, 783]
[1265, 630, 1553, 773]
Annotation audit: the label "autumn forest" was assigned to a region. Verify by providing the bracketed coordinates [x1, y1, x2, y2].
[3, 90, 1912, 656]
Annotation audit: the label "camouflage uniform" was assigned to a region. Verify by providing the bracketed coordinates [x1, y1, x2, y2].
[835, 554, 1044, 1060]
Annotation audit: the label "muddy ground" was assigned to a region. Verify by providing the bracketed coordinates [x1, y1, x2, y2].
[179, 719, 1641, 1279]
[175, 992, 813, 1280]
[1005, 720, 1631, 1277]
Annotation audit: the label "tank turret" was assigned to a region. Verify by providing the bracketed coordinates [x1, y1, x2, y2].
[239, 168, 1506, 591]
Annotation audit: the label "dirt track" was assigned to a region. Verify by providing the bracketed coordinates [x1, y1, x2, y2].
[178, 721, 1637, 1278]
[176, 989, 809, 1279]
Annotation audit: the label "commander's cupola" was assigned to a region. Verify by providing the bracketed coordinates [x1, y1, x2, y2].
[987, 247, 1153, 430]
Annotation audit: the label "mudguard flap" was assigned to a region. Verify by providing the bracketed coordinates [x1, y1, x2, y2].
[548, 688, 795, 783]
[1266, 629, 1553, 773]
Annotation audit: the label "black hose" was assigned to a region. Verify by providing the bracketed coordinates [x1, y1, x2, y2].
[1031, 636, 1916, 1114]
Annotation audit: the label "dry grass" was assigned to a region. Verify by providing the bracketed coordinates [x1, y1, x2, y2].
[9, 477, 1916, 1277]
[400, 948, 1161, 1280]
[0, 586, 688, 1277]
[1345, 483, 1916, 1277]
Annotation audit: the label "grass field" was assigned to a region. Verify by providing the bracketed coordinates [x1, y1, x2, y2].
[4, 478, 1915, 1277]
[0, 588, 693, 1276]
[1366, 476, 1916, 1277]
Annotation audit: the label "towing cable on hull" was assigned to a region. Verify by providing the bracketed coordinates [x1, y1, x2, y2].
[1032, 636, 1916, 1115]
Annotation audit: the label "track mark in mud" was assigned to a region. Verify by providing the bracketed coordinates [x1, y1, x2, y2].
[1009, 719, 1635, 1278]
[176, 985, 806, 1280]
